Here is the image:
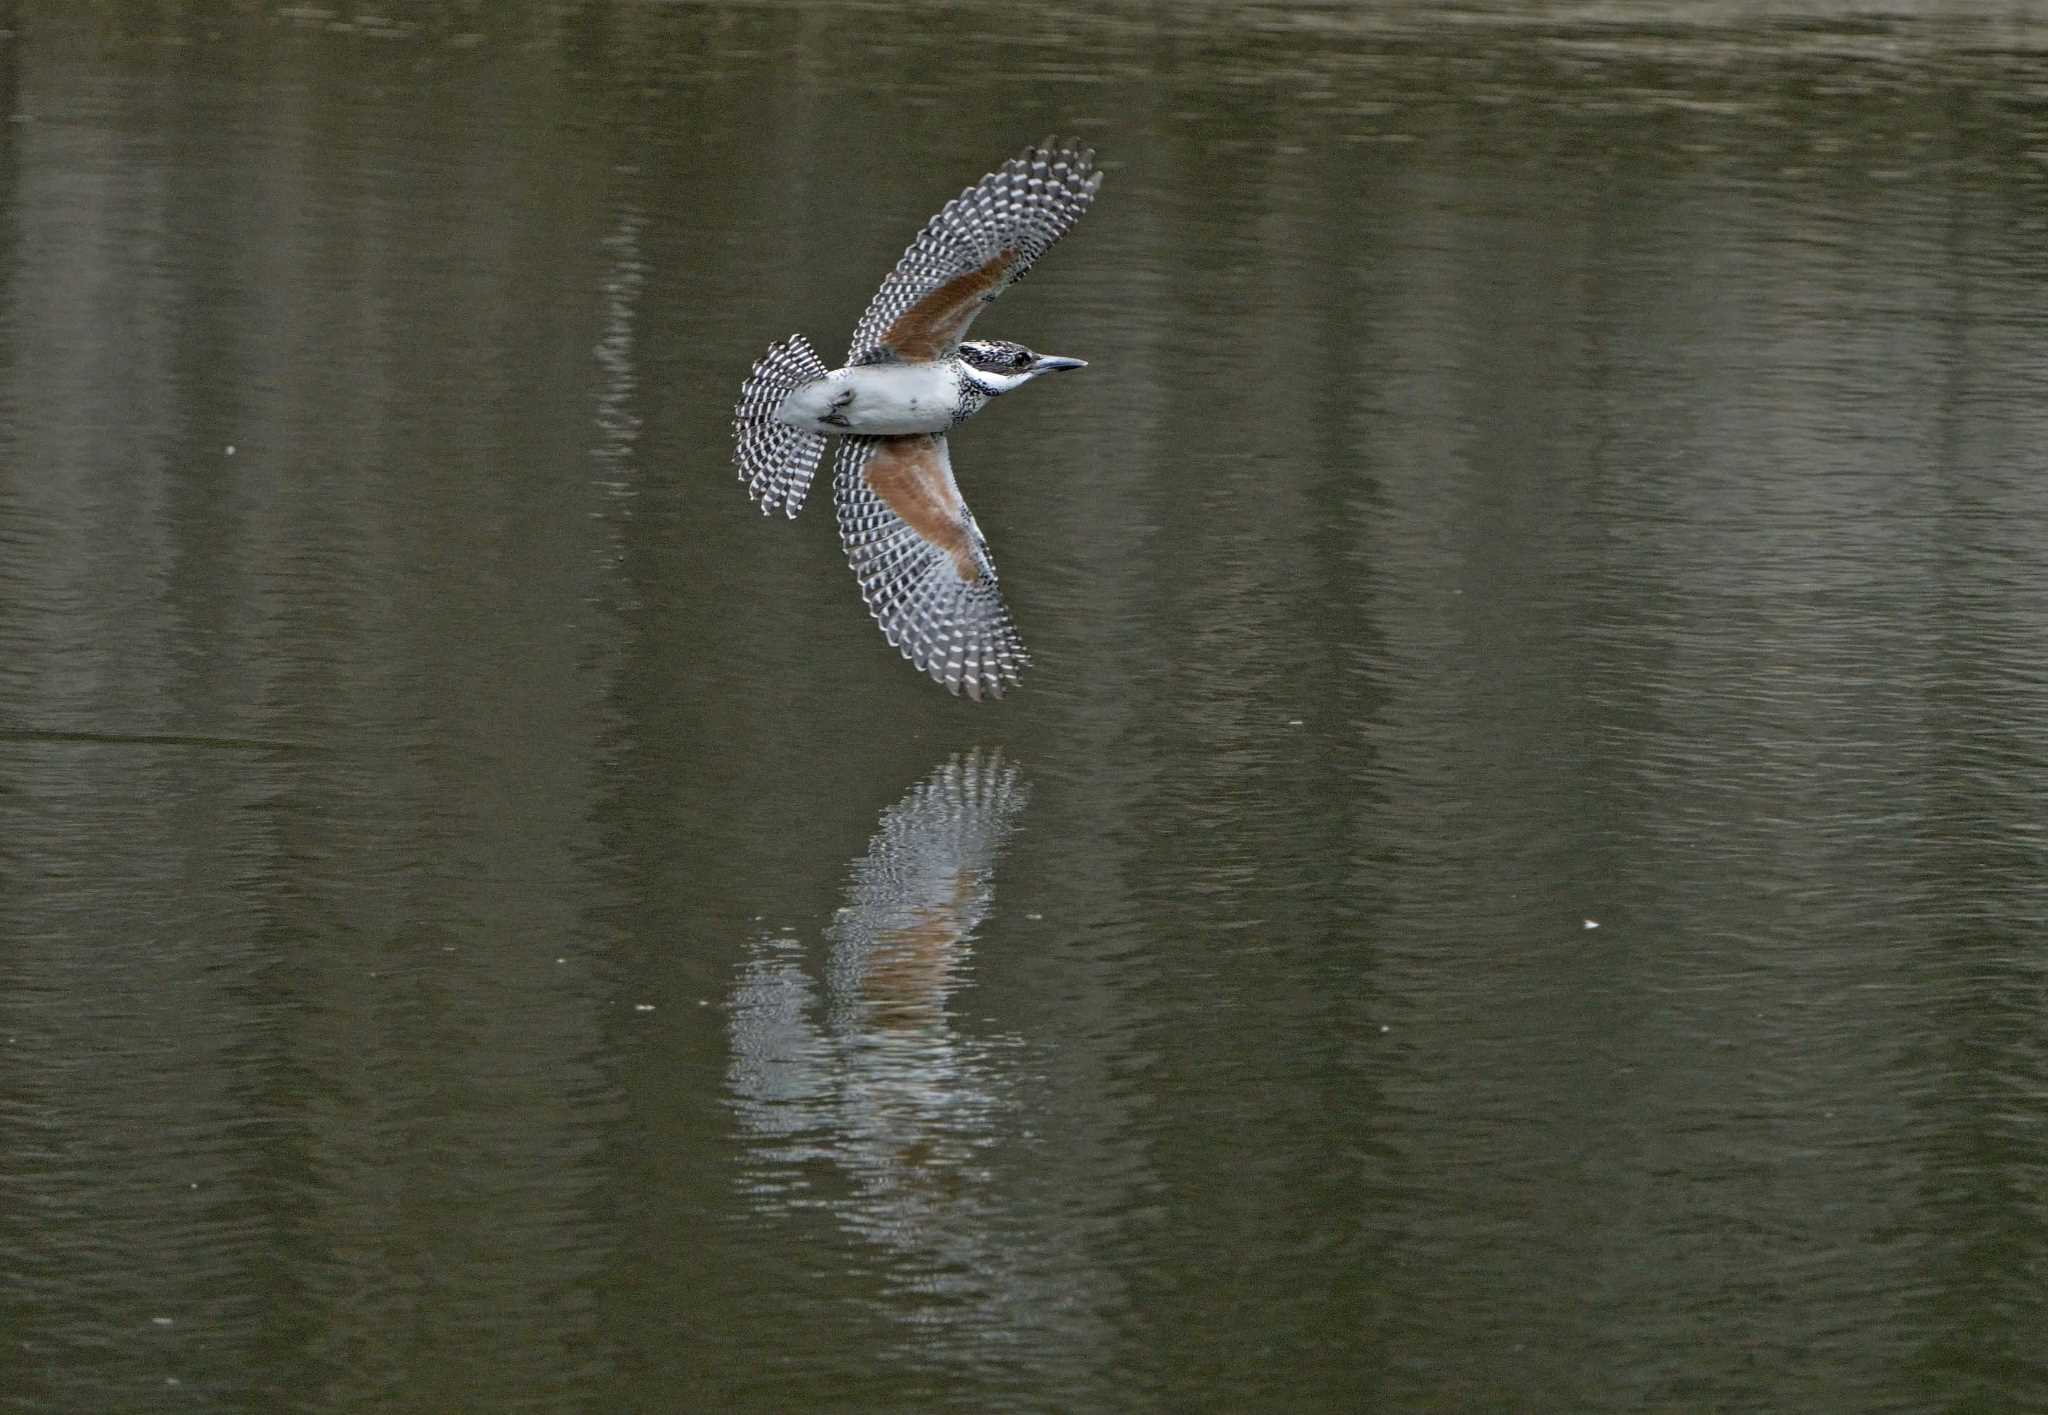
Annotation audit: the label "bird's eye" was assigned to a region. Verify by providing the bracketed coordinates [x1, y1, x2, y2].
[1012, 350, 1030, 367]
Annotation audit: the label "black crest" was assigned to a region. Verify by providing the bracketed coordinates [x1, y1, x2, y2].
[959, 339, 1036, 374]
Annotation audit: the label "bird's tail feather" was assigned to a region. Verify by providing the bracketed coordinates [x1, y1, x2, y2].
[734, 335, 830, 517]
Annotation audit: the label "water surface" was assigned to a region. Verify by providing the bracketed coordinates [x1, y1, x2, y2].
[3, 3, 2047, 1410]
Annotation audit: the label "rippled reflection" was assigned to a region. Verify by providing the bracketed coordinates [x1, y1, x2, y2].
[727, 753, 1028, 1331]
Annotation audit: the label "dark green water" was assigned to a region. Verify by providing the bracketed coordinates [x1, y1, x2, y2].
[3, 3, 2046, 1410]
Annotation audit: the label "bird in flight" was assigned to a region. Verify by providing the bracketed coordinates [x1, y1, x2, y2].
[733, 139, 1103, 701]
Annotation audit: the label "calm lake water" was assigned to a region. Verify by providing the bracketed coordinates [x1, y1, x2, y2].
[4, 2, 2048, 1410]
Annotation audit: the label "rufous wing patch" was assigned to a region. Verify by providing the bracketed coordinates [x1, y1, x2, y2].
[863, 436, 980, 581]
[881, 250, 1018, 361]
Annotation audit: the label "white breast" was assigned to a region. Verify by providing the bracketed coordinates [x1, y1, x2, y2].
[776, 362, 959, 435]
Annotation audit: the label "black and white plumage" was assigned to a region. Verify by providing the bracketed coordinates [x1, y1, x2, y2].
[833, 434, 1028, 699]
[732, 139, 1103, 700]
[844, 146, 1102, 365]
[734, 334, 830, 516]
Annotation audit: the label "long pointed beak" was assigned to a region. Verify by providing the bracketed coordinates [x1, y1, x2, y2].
[1034, 354, 1087, 373]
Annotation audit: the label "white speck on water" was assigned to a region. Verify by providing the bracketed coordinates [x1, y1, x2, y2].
[150, 1316, 173, 1327]
[1584, 919, 1600, 930]
[1379, 1024, 1390, 1034]
[1287, 719, 1303, 727]
[1026, 912, 1043, 921]
[633, 1003, 654, 1012]
[224, 444, 236, 456]
[555, 957, 566, 965]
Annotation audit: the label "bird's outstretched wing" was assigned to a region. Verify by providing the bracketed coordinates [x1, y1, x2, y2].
[846, 138, 1102, 366]
[832, 434, 1028, 701]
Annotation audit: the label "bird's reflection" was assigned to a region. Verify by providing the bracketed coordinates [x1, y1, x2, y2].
[727, 750, 1029, 1256]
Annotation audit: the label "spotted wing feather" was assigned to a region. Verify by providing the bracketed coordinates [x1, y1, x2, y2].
[847, 138, 1102, 365]
[833, 435, 1028, 701]
[734, 334, 830, 517]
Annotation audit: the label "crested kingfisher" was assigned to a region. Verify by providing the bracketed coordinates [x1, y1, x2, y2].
[732, 138, 1103, 701]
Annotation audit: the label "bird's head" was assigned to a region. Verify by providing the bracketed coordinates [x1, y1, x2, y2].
[958, 339, 1087, 396]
